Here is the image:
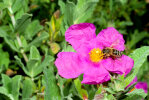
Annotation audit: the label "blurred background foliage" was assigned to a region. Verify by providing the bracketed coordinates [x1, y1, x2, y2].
[0, 0, 148, 100]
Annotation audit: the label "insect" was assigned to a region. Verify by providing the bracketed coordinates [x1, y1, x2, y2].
[102, 47, 122, 59]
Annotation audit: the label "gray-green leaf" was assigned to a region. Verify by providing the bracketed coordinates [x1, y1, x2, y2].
[125, 46, 149, 87]
[43, 67, 61, 100]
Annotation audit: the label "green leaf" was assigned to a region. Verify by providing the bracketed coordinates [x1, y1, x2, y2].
[25, 20, 43, 40]
[0, 65, 6, 74]
[12, 0, 23, 13]
[73, 0, 99, 24]
[32, 55, 54, 78]
[4, 36, 19, 52]
[43, 67, 61, 100]
[14, 35, 28, 50]
[74, 78, 88, 99]
[123, 89, 147, 100]
[58, 0, 65, 14]
[14, 56, 30, 76]
[26, 59, 39, 77]
[61, 41, 75, 52]
[22, 78, 33, 100]
[0, 87, 14, 100]
[63, 1, 75, 26]
[0, 27, 8, 38]
[14, 13, 32, 33]
[0, 44, 10, 69]
[125, 46, 149, 87]
[2, 74, 12, 93]
[0, 2, 8, 10]
[3, 0, 12, 6]
[128, 31, 147, 49]
[104, 88, 116, 94]
[1, 75, 21, 100]
[29, 46, 40, 61]
[57, 75, 67, 97]
[11, 75, 22, 100]
[25, 31, 49, 51]
[0, 27, 18, 52]
[95, 85, 104, 95]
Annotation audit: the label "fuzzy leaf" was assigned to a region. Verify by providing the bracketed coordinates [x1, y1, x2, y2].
[14, 56, 30, 76]
[74, 78, 88, 99]
[1, 75, 21, 100]
[0, 87, 14, 100]
[32, 55, 54, 77]
[123, 89, 147, 100]
[0, 44, 10, 69]
[22, 78, 33, 100]
[73, 0, 99, 24]
[11, 75, 22, 100]
[25, 20, 43, 40]
[14, 13, 32, 33]
[2, 74, 12, 93]
[125, 46, 149, 87]
[29, 46, 40, 61]
[25, 31, 49, 51]
[0, 2, 8, 10]
[43, 67, 61, 100]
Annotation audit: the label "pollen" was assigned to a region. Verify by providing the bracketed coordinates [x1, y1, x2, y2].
[89, 48, 104, 63]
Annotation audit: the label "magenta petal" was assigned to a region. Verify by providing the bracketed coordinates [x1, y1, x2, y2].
[105, 55, 134, 76]
[135, 82, 148, 93]
[81, 61, 110, 84]
[97, 27, 125, 51]
[76, 38, 104, 57]
[55, 52, 83, 79]
[65, 23, 96, 51]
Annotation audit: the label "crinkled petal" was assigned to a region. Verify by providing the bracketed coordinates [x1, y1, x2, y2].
[104, 55, 134, 76]
[97, 27, 125, 51]
[55, 52, 83, 79]
[65, 23, 96, 51]
[76, 38, 104, 57]
[135, 82, 148, 93]
[81, 60, 111, 84]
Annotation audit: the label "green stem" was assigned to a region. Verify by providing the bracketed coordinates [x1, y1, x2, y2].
[16, 34, 28, 62]
[8, 6, 16, 26]
[8, 6, 29, 63]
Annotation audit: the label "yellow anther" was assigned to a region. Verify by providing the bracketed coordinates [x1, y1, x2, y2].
[89, 48, 104, 63]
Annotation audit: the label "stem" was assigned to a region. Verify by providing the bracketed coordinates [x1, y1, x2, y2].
[8, 6, 16, 26]
[8, 6, 28, 63]
[16, 34, 28, 62]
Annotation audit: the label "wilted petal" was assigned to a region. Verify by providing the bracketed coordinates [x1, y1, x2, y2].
[97, 27, 125, 51]
[65, 23, 96, 51]
[135, 82, 148, 93]
[104, 55, 134, 76]
[81, 60, 110, 84]
[55, 52, 83, 78]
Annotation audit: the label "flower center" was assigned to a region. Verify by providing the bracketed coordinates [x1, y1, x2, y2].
[89, 48, 104, 62]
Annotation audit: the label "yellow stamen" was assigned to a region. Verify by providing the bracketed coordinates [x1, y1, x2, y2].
[89, 48, 104, 62]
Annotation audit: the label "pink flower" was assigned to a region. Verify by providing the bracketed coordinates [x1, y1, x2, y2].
[127, 77, 148, 93]
[55, 23, 134, 84]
